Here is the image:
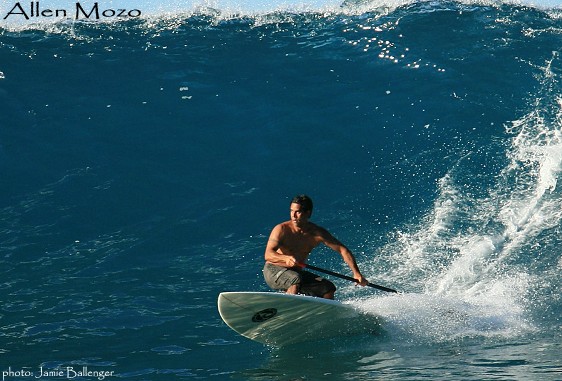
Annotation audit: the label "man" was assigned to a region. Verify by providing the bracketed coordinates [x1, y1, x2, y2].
[263, 195, 368, 299]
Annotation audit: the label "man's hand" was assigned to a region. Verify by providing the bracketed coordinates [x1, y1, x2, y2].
[355, 274, 368, 287]
[285, 256, 298, 268]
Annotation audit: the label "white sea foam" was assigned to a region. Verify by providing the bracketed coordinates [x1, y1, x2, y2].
[353, 289, 533, 343]
[357, 48, 562, 344]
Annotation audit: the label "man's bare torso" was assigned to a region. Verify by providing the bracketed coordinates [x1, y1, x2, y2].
[272, 220, 324, 264]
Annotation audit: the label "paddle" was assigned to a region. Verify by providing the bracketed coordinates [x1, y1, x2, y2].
[296, 262, 399, 294]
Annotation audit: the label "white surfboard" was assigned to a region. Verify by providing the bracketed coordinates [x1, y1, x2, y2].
[217, 291, 381, 346]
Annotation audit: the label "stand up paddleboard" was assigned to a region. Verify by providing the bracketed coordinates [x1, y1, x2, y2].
[218, 291, 381, 346]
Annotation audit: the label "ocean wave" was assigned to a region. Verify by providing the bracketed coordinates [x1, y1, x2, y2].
[1, 0, 561, 33]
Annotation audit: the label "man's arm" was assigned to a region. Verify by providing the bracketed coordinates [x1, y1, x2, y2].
[320, 229, 368, 286]
[264, 224, 297, 267]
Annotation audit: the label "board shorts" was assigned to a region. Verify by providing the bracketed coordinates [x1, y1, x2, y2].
[263, 262, 336, 298]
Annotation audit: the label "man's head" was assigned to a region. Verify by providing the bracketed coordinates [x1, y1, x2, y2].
[290, 195, 313, 214]
[290, 195, 313, 227]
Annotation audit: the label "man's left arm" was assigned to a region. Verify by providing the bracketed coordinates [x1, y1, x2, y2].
[321, 230, 368, 286]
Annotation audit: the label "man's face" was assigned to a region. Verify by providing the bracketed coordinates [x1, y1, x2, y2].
[290, 203, 311, 227]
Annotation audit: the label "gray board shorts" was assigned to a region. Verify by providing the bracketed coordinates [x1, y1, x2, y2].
[263, 262, 336, 298]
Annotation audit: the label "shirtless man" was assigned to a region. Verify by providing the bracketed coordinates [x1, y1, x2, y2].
[263, 195, 368, 299]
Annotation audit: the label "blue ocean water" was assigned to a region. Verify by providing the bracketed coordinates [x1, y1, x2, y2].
[1, 0, 562, 379]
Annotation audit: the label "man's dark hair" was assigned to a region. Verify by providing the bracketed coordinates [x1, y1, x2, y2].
[291, 195, 313, 213]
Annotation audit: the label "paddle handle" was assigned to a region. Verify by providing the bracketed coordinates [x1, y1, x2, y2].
[297, 263, 399, 294]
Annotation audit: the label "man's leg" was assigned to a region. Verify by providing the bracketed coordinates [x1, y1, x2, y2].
[323, 290, 335, 299]
[299, 272, 336, 298]
[263, 263, 302, 293]
[286, 284, 299, 294]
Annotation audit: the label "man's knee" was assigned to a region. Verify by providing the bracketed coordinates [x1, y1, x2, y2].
[286, 284, 299, 294]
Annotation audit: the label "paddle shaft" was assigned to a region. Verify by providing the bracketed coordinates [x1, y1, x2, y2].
[299, 263, 399, 293]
